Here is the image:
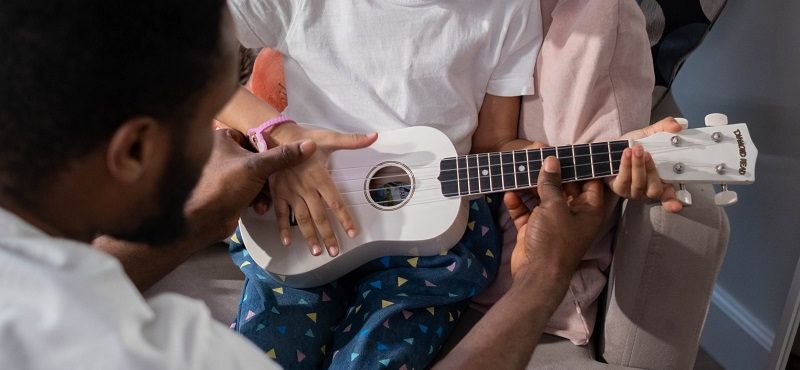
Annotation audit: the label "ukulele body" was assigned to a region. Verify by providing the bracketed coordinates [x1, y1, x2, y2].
[239, 126, 469, 288]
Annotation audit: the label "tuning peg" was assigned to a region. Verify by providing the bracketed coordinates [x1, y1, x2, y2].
[676, 184, 692, 206]
[674, 117, 689, 130]
[714, 184, 738, 206]
[705, 113, 728, 127]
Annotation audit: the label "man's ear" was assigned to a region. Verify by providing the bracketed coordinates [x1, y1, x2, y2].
[106, 117, 169, 184]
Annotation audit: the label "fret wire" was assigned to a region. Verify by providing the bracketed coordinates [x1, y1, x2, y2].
[500, 153, 505, 189]
[438, 155, 632, 178]
[589, 143, 595, 178]
[442, 159, 621, 197]
[456, 156, 461, 195]
[607, 141, 614, 175]
[471, 154, 479, 194]
[526, 149, 532, 185]
[464, 155, 472, 194]
[486, 153, 494, 190]
[539, 147, 544, 186]
[444, 140, 627, 183]
[470, 155, 475, 194]
[571, 145, 578, 180]
[475, 154, 483, 193]
[512, 152, 518, 189]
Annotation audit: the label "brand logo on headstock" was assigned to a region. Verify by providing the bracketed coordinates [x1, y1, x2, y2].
[734, 129, 747, 175]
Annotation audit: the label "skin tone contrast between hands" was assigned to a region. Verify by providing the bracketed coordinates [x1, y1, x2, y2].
[218, 87, 684, 258]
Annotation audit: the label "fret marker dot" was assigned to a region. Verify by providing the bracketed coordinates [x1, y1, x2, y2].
[481, 169, 489, 176]
[518, 165, 526, 172]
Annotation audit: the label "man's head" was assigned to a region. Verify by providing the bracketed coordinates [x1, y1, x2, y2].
[0, 1, 239, 243]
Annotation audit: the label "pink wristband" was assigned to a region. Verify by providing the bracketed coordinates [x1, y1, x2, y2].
[247, 114, 295, 152]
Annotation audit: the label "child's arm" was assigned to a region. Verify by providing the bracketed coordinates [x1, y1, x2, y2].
[471, 94, 540, 153]
[473, 94, 681, 211]
[216, 87, 377, 257]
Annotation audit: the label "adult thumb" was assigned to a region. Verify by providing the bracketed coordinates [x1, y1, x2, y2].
[536, 156, 565, 204]
[250, 140, 316, 177]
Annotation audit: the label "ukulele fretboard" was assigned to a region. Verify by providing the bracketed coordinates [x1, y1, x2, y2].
[438, 141, 629, 197]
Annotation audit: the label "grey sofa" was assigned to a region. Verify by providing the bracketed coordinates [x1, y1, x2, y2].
[435, 92, 730, 369]
[146, 0, 730, 368]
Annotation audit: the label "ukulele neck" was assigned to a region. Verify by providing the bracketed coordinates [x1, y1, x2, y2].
[438, 140, 630, 197]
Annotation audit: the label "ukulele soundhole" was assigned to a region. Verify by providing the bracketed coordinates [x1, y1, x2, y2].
[365, 162, 415, 211]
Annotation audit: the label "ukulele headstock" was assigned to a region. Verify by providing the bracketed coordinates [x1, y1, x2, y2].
[637, 114, 758, 206]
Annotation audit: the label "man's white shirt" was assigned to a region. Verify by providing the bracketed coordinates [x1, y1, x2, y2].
[0, 207, 279, 370]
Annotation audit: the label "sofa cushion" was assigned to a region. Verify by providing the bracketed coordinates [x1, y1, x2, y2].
[601, 184, 729, 369]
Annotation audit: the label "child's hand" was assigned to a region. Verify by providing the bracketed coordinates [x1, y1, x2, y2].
[612, 118, 684, 213]
[268, 125, 378, 257]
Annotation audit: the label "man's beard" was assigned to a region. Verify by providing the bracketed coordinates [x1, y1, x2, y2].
[110, 140, 202, 246]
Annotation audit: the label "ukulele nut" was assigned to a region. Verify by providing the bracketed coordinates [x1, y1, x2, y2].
[711, 132, 722, 143]
[673, 162, 684, 174]
[715, 163, 726, 175]
[671, 136, 681, 146]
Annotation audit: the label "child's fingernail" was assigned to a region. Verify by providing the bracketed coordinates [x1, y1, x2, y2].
[635, 147, 643, 158]
[282, 237, 291, 246]
[347, 229, 357, 238]
[311, 245, 322, 256]
[328, 246, 339, 257]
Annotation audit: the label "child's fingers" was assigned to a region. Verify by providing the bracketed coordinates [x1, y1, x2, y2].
[303, 192, 340, 257]
[273, 198, 293, 246]
[318, 131, 378, 150]
[291, 197, 323, 256]
[621, 117, 683, 140]
[316, 179, 357, 239]
[630, 145, 647, 199]
[251, 193, 270, 215]
[503, 191, 531, 232]
[644, 152, 664, 199]
[660, 184, 684, 213]
[563, 182, 580, 199]
[611, 148, 633, 198]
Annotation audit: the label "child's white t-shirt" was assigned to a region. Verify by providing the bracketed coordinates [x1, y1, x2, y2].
[229, 0, 542, 154]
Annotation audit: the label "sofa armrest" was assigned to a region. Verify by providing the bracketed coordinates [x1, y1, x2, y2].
[600, 184, 729, 369]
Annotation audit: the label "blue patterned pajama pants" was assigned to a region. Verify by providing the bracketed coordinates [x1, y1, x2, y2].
[229, 196, 502, 369]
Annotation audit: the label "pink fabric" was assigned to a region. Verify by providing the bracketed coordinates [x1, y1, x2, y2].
[471, 0, 654, 345]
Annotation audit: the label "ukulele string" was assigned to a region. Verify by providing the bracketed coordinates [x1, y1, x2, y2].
[320, 141, 712, 177]
[327, 144, 717, 187]
[290, 160, 725, 211]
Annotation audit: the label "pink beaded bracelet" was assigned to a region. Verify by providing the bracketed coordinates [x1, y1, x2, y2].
[247, 114, 295, 152]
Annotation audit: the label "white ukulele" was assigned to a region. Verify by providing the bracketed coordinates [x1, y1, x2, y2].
[239, 113, 757, 288]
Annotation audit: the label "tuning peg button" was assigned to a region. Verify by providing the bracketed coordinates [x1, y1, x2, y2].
[714, 184, 738, 206]
[705, 113, 728, 127]
[676, 184, 692, 206]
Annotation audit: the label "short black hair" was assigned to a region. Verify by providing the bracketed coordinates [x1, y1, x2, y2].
[0, 0, 227, 201]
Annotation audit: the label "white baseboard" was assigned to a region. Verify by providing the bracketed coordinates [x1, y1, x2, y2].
[700, 284, 774, 369]
[712, 285, 774, 350]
